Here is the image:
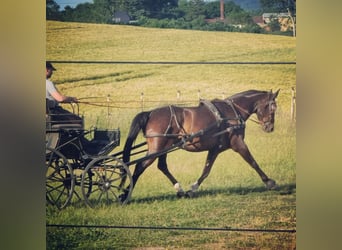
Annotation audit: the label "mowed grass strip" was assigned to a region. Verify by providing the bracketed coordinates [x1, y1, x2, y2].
[46, 21, 296, 249]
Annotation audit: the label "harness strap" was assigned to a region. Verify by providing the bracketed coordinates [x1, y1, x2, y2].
[224, 99, 244, 125]
[200, 99, 232, 148]
[169, 105, 181, 130]
[145, 106, 185, 139]
[200, 99, 223, 126]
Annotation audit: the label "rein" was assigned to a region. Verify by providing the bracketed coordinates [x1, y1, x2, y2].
[77, 100, 140, 109]
[227, 99, 261, 125]
[77, 96, 139, 108]
[77, 101, 116, 108]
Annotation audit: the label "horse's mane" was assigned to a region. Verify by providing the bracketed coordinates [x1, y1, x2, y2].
[228, 90, 268, 100]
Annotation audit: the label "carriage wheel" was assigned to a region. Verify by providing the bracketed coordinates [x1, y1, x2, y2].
[70, 161, 92, 203]
[46, 147, 75, 209]
[81, 156, 132, 208]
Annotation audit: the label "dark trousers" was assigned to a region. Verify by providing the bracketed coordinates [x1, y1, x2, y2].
[48, 106, 83, 125]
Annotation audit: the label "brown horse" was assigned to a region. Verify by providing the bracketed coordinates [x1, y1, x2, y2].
[123, 89, 280, 200]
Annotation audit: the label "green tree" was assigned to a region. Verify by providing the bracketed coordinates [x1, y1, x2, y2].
[141, 0, 178, 18]
[46, 0, 60, 20]
[260, 0, 296, 13]
[92, 0, 113, 23]
[204, 1, 220, 18]
[60, 6, 74, 21]
[182, 0, 206, 21]
[202, 1, 248, 20]
[229, 11, 253, 25]
[124, 0, 145, 19]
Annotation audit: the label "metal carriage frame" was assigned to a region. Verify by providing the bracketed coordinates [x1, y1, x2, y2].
[46, 102, 128, 209]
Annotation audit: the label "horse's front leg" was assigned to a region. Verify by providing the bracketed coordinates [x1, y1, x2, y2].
[232, 137, 277, 190]
[186, 149, 219, 197]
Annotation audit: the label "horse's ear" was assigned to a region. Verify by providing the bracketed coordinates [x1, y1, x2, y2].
[273, 89, 280, 99]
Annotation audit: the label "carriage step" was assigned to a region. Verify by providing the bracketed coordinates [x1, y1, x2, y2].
[50, 124, 83, 129]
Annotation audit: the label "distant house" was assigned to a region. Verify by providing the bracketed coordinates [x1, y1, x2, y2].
[252, 16, 264, 26]
[262, 13, 288, 24]
[252, 15, 268, 30]
[112, 11, 130, 24]
[261, 13, 294, 32]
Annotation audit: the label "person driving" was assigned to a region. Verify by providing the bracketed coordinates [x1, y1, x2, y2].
[46, 61, 82, 124]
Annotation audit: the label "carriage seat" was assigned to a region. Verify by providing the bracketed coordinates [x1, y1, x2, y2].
[46, 99, 84, 130]
[82, 129, 120, 156]
[46, 119, 84, 134]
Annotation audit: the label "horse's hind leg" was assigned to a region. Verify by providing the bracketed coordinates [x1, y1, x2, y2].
[157, 154, 185, 197]
[122, 156, 157, 201]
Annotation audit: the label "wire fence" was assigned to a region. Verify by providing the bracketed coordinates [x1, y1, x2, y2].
[46, 223, 296, 234]
[50, 60, 296, 118]
[49, 60, 296, 65]
[76, 87, 296, 121]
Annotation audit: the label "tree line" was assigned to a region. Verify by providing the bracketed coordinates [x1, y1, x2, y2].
[47, 0, 296, 35]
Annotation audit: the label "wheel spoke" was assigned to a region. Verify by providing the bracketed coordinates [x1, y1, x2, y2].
[96, 191, 104, 203]
[46, 148, 74, 209]
[81, 156, 132, 207]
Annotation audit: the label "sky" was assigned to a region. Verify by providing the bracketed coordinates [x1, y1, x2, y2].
[55, 0, 93, 10]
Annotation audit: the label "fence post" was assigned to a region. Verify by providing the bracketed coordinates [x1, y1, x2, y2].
[140, 92, 144, 111]
[106, 94, 111, 128]
[291, 87, 296, 121]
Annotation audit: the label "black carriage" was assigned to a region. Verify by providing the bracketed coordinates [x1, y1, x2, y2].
[45, 101, 132, 209]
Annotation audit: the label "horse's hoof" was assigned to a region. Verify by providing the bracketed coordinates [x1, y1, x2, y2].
[176, 191, 185, 198]
[265, 179, 277, 190]
[119, 192, 129, 204]
[118, 194, 126, 203]
[185, 190, 196, 198]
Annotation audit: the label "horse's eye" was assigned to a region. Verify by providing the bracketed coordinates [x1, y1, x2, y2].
[270, 103, 276, 112]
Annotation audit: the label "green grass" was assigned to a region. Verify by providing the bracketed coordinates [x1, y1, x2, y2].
[46, 21, 296, 249]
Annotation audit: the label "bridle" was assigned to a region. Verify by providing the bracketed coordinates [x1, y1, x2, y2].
[228, 98, 276, 127]
[254, 99, 277, 129]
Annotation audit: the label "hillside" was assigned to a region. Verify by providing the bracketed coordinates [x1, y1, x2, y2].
[47, 21, 295, 62]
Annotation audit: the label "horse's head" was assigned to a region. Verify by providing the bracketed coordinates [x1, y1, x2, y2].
[255, 89, 280, 133]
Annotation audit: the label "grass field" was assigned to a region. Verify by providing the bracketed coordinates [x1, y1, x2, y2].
[46, 21, 296, 249]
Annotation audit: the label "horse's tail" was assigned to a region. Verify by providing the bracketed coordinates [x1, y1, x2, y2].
[123, 111, 151, 163]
